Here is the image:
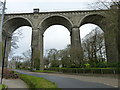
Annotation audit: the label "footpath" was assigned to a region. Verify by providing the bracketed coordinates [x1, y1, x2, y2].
[2, 78, 28, 89]
[0, 68, 28, 89]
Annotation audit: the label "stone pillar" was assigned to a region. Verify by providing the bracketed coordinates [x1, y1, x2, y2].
[31, 28, 44, 70]
[4, 37, 11, 67]
[71, 26, 81, 47]
[39, 32, 44, 70]
[71, 26, 83, 65]
[31, 28, 40, 70]
[104, 29, 118, 63]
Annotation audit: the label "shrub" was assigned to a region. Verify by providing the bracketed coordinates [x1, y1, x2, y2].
[107, 62, 120, 68]
[96, 62, 107, 68]
[3, 68, 19, 79]
[84, 63, 91, 68]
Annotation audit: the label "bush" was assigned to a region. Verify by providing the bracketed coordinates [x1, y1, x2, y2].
[84, 64, 91, 68]
[3, 68, 19, 79]
[96, 62, 107, 68]
[19, 73, 58, 89]
[107, 62, 120, 68]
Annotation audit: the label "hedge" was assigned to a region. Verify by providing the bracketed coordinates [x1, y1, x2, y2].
[45, 68, 119, 74]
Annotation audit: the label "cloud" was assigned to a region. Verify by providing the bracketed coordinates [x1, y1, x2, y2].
[7, 0, 96, 3]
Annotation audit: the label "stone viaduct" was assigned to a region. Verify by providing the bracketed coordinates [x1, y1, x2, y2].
[2, 9, 119, 70]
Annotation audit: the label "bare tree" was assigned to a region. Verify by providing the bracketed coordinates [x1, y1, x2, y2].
[82, 27, 105, 64]
[22, 49, 31, 69]
[11, 56, 23, 69]
[8, 29, 24, 63]
[46, 48, 60, 67]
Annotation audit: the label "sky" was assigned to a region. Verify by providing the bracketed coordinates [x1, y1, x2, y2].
[0, 0, 111, 57]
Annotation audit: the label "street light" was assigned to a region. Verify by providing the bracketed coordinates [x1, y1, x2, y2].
[0, 0, 6, 84]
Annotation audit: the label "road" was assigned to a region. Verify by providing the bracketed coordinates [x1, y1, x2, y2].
[14, 70, 116, 88]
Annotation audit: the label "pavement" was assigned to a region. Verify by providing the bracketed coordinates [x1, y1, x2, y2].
[2, 78, 28, 89]
[0, 68, 28, 89]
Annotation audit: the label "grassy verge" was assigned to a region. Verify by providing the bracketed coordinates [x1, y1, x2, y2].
[0, 85, 2, 90]
[33, 70, 57, 73]
[0, 84, 7, 90]
[18, 73, 58, 89]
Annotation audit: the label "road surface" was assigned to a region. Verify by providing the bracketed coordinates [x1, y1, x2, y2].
[14, 70, 117, 88]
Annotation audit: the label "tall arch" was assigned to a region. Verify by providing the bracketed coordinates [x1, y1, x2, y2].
[39, 15, 73, 34]
[2, 17, 33, 68]
[80, 14, 105, 31]
[80, 14, 118, 63]
[3, 17, 33, 35]
[31, 15, 73, 70]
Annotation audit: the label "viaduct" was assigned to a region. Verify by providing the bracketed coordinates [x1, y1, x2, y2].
[2, 9, 119, 70]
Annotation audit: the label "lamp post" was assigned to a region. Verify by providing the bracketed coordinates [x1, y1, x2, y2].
[0, 35, 11, 84]
[0, 0, 6, 84]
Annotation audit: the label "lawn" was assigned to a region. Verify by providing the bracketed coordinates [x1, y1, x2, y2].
[19, 73, 58, 89]
[0, 84, 6, 90]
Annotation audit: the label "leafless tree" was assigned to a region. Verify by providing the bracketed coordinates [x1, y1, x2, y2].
[82, 27, 106, 64]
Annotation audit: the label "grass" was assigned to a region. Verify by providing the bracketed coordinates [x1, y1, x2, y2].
[0, 84, 7, 90]
[0, 85, 2, 90]
[34, 70, 57, 73]
[19, 73, 58, 89]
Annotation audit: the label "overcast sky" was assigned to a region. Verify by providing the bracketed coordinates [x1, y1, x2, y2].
[0, 0, 111, 57]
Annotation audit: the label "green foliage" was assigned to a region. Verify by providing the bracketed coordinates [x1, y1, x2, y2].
[33, 70, 56, 73]
[51, 60, 60, 68]
[96, 62, 107, 68]
[34, 58, 40, 70]
[0, 84, 7, 89]
[84, 63, 90, 68]
[34, 50, 40, 70]
[19, 73, 58, 89]
[107, 62, 120, 68]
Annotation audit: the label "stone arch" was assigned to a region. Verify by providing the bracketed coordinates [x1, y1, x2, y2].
[79, 13, 118, 63]
[33, 15, 73, 70]
[38, 15, 73, 34]
[2, 16, 33, 68]
[80, 14, 105, 31]
[3, 16, 33, 35]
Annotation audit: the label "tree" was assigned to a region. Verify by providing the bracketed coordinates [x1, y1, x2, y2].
[22, 49, 31, 69]
[90, 0, 119, 63]
[58, 45, 71, 68]
[11, 56, 23, 69]
[46, 48, 60, 67]
[82, 27, 106, 66]
[9, 29, 23, 58]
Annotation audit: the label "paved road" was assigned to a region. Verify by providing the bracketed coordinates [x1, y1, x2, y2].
[14, 70, 115, 88]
